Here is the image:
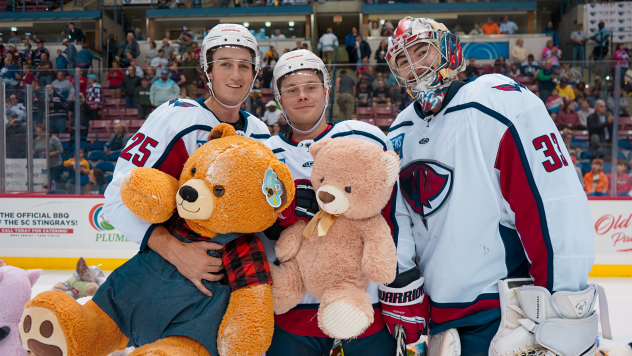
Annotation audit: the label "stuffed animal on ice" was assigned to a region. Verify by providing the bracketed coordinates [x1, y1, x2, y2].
[51, 257, 106, 299]
[0, 261, 41, 356]
[270, 137, 400, 339]
[19, 124, 295, 356]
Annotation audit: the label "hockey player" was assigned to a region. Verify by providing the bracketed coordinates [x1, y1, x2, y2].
[262, 49, 397, 355]
[103, 24, 270, 297]
[380, 17, 609, 355]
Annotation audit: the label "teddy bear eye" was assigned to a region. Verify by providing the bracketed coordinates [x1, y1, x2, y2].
[213, 185, 225, 197]
[320, 177, 325, 183]
[191, 166, 197, 176]
[345, 186, 352, 193]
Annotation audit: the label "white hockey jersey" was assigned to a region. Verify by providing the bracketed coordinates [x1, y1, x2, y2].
[386, 75, 594, 331]
[262, 120, 393, 337]
[103, 98, 270, 247]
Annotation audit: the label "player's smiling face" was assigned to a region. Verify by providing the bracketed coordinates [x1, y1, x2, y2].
[207, 46, 255, 106]
[395, 42, 441, 85]
[278, 70, 326, 127]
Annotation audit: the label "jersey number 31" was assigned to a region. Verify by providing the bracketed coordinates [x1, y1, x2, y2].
[533, 133, 568, 173]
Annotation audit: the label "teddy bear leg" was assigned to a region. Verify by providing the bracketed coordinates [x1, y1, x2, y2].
[269, 259, 306, 314]
[20, 291, 129, 356]
[318, 286, 374, 339]
[129, 336, 211, 356]
[217, 284, 274, 356]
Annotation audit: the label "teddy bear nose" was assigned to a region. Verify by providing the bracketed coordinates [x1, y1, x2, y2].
[318, 191, 336, 204]
[179, 186, 199, 203]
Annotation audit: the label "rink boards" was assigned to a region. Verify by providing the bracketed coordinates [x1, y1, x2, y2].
[1, 195, 632, 276]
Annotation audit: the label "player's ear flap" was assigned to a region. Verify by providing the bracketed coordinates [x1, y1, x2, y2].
[308, 138, 332, 160]
[269, 161, 295, 212]
[207, 123, 238, 141]
[383, 151, 400, 186]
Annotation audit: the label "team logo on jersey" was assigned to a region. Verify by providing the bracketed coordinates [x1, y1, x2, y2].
[168, 98, 197, 107]
[302, 161, 314, 168]
[390, 133, 405, 158]
[492, 82, 526, 92]
[399, 160, 453, 229]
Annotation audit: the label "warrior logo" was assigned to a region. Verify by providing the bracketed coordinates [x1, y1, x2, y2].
[399, 160, 453, 228]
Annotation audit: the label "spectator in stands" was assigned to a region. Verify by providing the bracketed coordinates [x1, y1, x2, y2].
[182, 51, 199, 99]
[345, 27, 359, 69]
[150, 49, 169, 75]
[575, 82, 588, 100]
[64, 148, 90, 179]
[129, 57, 144, 78]
[558, 63, 581, 85]
[134, 28, 143, 41]
[57, 30, 67, 43]
[608, 160, 632, 196]
[262, 100, 282, 126]
[510, 38, 527, 63]
[452, 26, 465, 36]
[555, 78, 575, 101]
[20, 43, 33, 67]
[271, 28, 286, 40]
[160, 38, 175, 60]
[612, 43, 630, 86]
[520, 54, 539, 77]
[36, 52, 53, 87]
[561, 128, 577, 157]
[76, 43, 100, 77]
[370, 20, 382, 37]
[32, 39, 48, 65]
[464, 58, 480, 79]
[588, 134, 605, 161]
[52, 71, 75, 101]
[31, 80, 45, 124]
[104, 34, 118, 67]
[577, 97, 593, 128]
[70, 92, 91, 142]
[1, 56, 19, 94]
[177, 86, 190, 100]
[34, 124, 63, 184]
[556, 100, 581, 130]
[499, 15, 518, 34]
[355, 35, 371, 66]
[5, 112, 26, 158]
[270, 122, 281, 135]
[489, 57, 508, 75]
[545, 89, 563, 115]
[150, 69, 179, 107]
[122, 66, 141, 109]
[105, 124, 130, 155]
[336, 70, 355, 121]
[372, 80, 390, 107]
[194, 30, 204, 42]
[370, 72, 389, 91]
[107, 62, 126, 100]
[19, 64, 34, 90]
[55, 49, 68, 73]
[375, 40, 389, 74]
[0, 38, 5, 63]
[277, 115, 290, 132]
[542, 21, 559, 47]
[86, 74, 101, 121]
[355, 81, 372, 108]
[6, 93, 26, 122]
[119, 52, 133, 69]
[365, 65, 376, 85]
[481, 17, 500, 35]
[135, 77, 152, 120]
[144, 41, 158, 67]
[249, 90, 264, 118]
[69, 67, 87, 95]
[588, 100, 613, 143]
[537, 60, 557, 103]
[8, 31, 20, 45]
[62, 38, 77, 71]
[264, 46, 279, 66]
[542, 40, 562, 70]
[356, 57, 369, 79]
[47, 85, 68, 134]
[591, 22, 610, 60]
[607, 90, 629, 117]
[587, 88, 602, 108]
[382, 19, 394, 36]
[83, 168, 109, 194]
[508, 63, 521, 77]
[169, 62, 186, 88]
[584, 158, 608, 195]
[119, 33, 140, 60]
[318, 28, 339, 69]
[469, 22, 483, 36]
[67, 22, 86, 44]
[570, 23, 588, 64]
[176, 33, 195, 56]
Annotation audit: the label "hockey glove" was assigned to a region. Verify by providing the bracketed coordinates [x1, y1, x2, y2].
[277, 179, 320, 229]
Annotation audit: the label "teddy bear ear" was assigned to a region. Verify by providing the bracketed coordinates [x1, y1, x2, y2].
[26, 269, 42, 287]
[207, 123, 237, 141]
[383, 151, 400, 187]
[308, 139, 332, 160]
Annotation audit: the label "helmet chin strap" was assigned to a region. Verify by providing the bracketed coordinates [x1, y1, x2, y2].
[278, 89, 330, 135]
[205, 71, 257, 109]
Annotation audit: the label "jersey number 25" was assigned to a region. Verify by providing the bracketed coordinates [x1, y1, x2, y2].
[120, 133, 159, 167]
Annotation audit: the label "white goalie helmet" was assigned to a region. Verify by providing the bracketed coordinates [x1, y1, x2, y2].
[200, 24, 262, 108]
[272, 50, 331, 134]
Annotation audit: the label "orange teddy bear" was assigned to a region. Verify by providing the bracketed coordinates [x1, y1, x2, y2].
[19, 124, 295, 356]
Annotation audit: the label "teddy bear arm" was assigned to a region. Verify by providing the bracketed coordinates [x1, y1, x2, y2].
[275, 220, 307, 262]
[360, 216, 398, 285]
[217, 284, 274, 356]
[120, 167, 180, 224]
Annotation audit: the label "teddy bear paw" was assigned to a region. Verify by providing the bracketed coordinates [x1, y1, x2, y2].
[20, 306, 68, 356]
[321, 301, 370, 339]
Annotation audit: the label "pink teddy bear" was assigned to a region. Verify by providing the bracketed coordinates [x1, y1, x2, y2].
[0, 261, 41, 356]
